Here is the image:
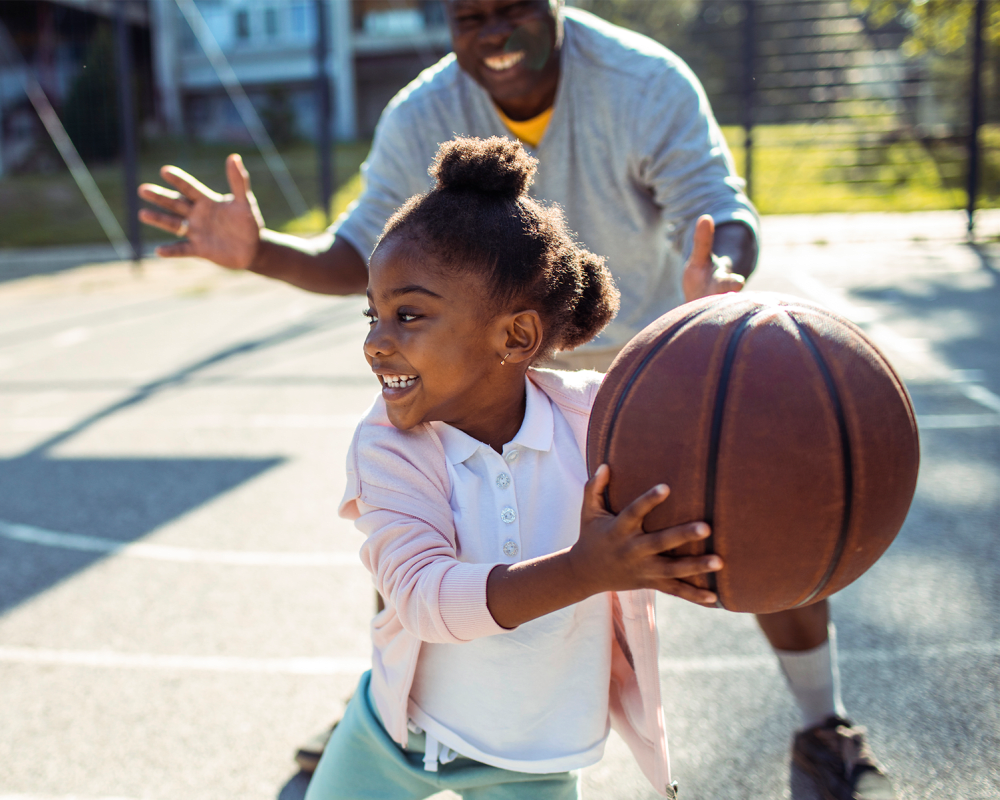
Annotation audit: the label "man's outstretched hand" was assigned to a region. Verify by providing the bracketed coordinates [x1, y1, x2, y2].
[138, 154, 264, 269]
[682, 214, 746, 303]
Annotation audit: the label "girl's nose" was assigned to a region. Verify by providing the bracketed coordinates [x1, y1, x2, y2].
[363, 327, 392, 359]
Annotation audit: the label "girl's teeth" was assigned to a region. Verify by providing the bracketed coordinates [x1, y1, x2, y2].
[385, 375, 417, 388]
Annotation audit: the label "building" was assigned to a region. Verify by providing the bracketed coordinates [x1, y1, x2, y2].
[151, 0, 451, 143]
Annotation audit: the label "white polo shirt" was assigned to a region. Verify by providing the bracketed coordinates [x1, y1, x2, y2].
[409, 377, 613, 773]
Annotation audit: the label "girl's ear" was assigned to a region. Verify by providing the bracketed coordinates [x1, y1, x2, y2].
[498, 309, 543, 366]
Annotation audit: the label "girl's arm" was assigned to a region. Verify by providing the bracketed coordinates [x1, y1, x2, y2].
[485, 464, 722, 630]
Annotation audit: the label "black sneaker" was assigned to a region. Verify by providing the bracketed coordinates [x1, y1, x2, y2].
[792, 716, 896, 800]
[294, 722, 337, 774]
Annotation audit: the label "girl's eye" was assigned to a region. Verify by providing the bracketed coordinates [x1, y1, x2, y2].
[399, 312, 419, 323]
[362, 308, 377, 324]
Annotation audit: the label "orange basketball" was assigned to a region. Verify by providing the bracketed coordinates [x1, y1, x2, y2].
[587, 292, 920, 613]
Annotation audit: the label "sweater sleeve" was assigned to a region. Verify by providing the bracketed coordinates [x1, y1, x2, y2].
[355, 502, 510, 643]
[633, 57, 759, 264]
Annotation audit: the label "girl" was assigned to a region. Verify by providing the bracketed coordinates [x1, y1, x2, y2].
[308, 136, 722, 800]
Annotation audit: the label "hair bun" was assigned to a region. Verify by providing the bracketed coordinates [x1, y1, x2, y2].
[431, 136, 537, 198]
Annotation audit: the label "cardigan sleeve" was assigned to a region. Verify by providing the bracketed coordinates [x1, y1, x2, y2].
[339, 399, 509, 643]
[355, 503, 509, 643]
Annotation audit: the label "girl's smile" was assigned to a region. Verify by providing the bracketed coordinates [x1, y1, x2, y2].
[363, 236, 530, 450]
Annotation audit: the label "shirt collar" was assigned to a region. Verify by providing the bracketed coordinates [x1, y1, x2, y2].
[433, 376, 555, 466]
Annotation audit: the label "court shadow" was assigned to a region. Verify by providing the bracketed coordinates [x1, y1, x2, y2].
[277, 770, 311, 800]
[0, 453, 283, 614]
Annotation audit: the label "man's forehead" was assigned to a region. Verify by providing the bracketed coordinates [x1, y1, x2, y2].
[446, 0, 560, 16]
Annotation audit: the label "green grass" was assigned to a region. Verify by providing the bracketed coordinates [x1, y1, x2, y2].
[1, 126, 997, 248]
[0, 139, 369, 248]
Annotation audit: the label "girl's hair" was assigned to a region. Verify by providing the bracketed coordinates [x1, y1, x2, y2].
[378, 136, 620, 363]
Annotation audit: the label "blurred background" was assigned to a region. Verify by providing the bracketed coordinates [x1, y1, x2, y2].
[0, 3, 998, 800]
[0, 0, 996, 255]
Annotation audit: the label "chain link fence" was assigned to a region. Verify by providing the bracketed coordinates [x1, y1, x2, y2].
[0, 0, 996, 253]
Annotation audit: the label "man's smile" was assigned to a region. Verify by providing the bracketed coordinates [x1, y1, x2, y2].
[484, 51, 526, 72]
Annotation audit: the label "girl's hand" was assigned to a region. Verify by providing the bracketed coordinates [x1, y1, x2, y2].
[570, 464, 722, 607]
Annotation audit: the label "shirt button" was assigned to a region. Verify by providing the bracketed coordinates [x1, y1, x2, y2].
[500, 506, 516, 524]
[496, 472, 511, 490]
[504, 450, 519, 463]
[503, 539, 519, 557]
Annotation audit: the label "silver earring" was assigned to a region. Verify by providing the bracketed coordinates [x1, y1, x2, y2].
[500, 353, 511, 366]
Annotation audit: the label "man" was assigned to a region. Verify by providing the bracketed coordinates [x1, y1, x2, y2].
[138, 3, 893, 798]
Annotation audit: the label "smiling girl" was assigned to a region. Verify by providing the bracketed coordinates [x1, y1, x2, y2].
[305, 137, 721, 800]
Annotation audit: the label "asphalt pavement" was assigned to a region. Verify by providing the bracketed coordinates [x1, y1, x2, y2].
[0, 210, 997, 800]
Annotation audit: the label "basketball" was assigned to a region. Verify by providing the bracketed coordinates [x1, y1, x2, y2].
[587, 292, 920, 614]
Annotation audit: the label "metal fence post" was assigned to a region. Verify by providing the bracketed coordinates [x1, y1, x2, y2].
[742, 0, 755, 202]
[316, 0, 334, 225]
[116, 2, 142, 265]
[968, 0, 986, 237]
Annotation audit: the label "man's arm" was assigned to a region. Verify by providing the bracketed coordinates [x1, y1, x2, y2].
[251, 230, 368, 295]
[138, 154, 368, 296]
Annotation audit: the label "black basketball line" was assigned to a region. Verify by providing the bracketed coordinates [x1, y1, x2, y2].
[789, 314, 854, 607]
[704, 308, 764, 604]
[597, 303, 717, 512]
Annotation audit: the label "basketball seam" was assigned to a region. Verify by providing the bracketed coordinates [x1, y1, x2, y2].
[597, 304, 717, 511]
[704, 308, 764, 606]
[789, 315, 854, 607]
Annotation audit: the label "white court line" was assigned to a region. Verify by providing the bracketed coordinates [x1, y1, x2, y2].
[0, 646, 369, 675]
[917, 414, 1000, 430]
[0, 414, 364, 432]
[789, 273, 1000, 414]
[0, 641, 995, 677]
[658, 640, 1000, 674]
[0, 521, 359, 567]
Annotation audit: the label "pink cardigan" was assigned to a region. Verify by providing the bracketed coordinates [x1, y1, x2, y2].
[339, 368, 673, 796]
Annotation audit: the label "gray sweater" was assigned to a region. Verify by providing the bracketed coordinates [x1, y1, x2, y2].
[334, 8, 759, 350]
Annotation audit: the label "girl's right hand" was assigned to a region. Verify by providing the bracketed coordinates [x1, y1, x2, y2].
[570, 464, 722, 607]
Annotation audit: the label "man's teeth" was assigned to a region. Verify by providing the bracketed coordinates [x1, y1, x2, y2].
[484, 51, 525, 71]
[384, 375, 417, 388]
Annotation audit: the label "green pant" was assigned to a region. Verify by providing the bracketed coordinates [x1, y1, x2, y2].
[305, 672, 581, 800]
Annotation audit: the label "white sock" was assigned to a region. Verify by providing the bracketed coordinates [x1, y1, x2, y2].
[773, 622, 847, 729]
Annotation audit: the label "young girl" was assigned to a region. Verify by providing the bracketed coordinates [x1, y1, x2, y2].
[307, 136, 722, 800]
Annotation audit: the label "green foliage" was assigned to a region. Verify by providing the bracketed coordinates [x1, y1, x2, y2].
[851, 0, 999, 56]
[61, 25, 121, 162]
[573, 0, 701, 51]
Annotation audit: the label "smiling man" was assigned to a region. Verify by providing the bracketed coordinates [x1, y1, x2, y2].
[138, 3, 892, 799]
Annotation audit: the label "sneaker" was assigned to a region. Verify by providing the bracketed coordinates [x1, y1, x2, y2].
[294, 722, 337, 774]
[792, 716, 896, 800]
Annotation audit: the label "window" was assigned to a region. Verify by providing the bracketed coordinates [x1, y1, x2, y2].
[235, 8, 250, 41]
[265, 7, 278, 38]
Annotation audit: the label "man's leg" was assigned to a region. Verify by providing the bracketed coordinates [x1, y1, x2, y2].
[757, 601, 894, 800]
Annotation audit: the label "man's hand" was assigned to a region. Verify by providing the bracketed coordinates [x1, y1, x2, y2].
[138, 154, 264, 269]
[682, 214, 746, 303]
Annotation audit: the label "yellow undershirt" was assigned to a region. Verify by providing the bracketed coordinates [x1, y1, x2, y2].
[495, 105, 553, 149]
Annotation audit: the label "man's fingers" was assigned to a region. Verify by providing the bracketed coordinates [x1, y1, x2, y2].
[160, 165, 218, 203]
[641, 522, 711, 555]
[154, 240, 196, 259]
[138, 184, 191, 216]
[689, 214, 715, 268]
[226, 153, 251, 202]
[139, 208, 187, 235]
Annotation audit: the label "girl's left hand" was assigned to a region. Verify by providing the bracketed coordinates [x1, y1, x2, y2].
[570, 464, 722, 607]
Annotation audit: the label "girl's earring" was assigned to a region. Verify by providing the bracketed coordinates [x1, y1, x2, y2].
[500, 353, 511, 366]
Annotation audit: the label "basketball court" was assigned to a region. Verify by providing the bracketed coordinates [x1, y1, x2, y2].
[0, 210, 997, 799]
